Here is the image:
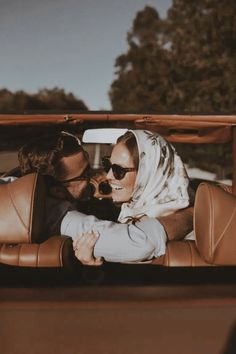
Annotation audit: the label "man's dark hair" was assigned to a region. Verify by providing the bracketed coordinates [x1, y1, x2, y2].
[18, 131, 83, 179]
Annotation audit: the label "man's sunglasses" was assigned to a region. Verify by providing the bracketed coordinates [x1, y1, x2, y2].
[102, 156, 136, 180]
[61, 165, 91, 184]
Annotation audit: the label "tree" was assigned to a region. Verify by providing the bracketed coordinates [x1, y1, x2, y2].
[109, 1, 236, 113]
[110, 6, 171, 112]
[0, 87, 88, 113]
[166, 0, 236, 112]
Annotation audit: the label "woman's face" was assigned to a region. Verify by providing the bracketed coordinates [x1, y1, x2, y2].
[106, 142, 137, 203]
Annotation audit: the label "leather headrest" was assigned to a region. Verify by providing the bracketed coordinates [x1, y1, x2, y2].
[0, 236, 75, 268]
[194, 182, 236, 265]
[0, 173, 46, 244]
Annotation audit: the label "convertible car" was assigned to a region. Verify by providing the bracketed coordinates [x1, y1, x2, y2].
[1, 113, 236, 354]
[0, 113, 235, 271]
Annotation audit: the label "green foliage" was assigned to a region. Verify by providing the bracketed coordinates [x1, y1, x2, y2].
[174, 142, 232, 179]
[109, 1, 235, 178]
[110, 1, 236, 113]
[0, 87, 88, 113]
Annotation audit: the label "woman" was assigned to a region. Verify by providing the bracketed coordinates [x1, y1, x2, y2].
[108, 130, 189, 221]
[68, 129, 190, 264]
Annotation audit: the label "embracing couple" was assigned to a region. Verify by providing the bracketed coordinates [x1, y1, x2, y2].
[16, 129, 193, 265]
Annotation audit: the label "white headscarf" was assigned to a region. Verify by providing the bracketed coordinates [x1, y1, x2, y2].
[118, 130, 190, 223]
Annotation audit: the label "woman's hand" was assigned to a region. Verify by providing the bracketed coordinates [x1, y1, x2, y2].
[73, 231, 103, 266]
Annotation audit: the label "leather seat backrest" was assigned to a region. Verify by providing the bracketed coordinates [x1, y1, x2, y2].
[194, 182, 236, 265]
[152, 240, 209, 266]
[0, 173, 46, 244]
[163, 240, 209, 266]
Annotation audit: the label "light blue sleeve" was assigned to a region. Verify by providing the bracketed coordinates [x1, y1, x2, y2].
[61, 211, 167, 262]
[0, 176, 18, 184]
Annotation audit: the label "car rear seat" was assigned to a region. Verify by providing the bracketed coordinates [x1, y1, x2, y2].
[194, 182, 236, 265]
[0, 173, 235, 268]
[152, 182, 236, 266]
[0, 173, 77, 268]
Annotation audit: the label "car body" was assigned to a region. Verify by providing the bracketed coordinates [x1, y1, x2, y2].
[0, 112, 235, 268]
[0, 113, 236, 354]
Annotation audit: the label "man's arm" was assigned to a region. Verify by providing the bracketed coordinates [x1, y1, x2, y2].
[158, 207, 193, 241]
[61, 206, 193, 264]
[61, 211, 167, 263]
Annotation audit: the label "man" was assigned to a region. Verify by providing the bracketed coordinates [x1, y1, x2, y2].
[17, 131, 193, 264]
[18, 131, 120, 221]
[18, 131, 91, 200]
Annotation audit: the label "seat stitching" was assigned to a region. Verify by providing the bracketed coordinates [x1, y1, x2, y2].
[208, 185, 214, 261]
[189, 242, 194, 266]
[59, 238, 66, 267]
[7, 184, 27, 232]
[29, 175, 37, 242]
[213, 203, 236, 252]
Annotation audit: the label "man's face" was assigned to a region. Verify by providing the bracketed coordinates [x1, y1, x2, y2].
[59, 151, 90, 200]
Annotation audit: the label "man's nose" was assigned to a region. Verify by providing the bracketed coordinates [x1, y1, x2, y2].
[106, 168, 114, 179]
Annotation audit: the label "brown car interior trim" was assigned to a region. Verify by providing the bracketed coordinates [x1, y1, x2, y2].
[0, 114, 235, 268]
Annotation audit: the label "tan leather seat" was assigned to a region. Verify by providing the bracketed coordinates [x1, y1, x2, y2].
[153, 182, 235, 267]
[194, 182, 236, 265]
[152, 240, 209, 266]
[0, 173, 46, 244]
[0, 173, 75, 268]
[0, 175, 234, 269]
[0, 236, 74, 267]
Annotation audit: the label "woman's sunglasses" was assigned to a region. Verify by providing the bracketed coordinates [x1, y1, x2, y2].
[102, 156, 136, 180]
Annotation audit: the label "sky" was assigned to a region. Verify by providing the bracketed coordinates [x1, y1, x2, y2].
[0, 0, 172, 110]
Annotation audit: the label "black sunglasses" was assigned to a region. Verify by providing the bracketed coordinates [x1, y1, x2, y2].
[102, 156, 136, 180]
[61, 164, 91, 184]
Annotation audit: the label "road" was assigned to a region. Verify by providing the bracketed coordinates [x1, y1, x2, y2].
[0, 285, 236, 354]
